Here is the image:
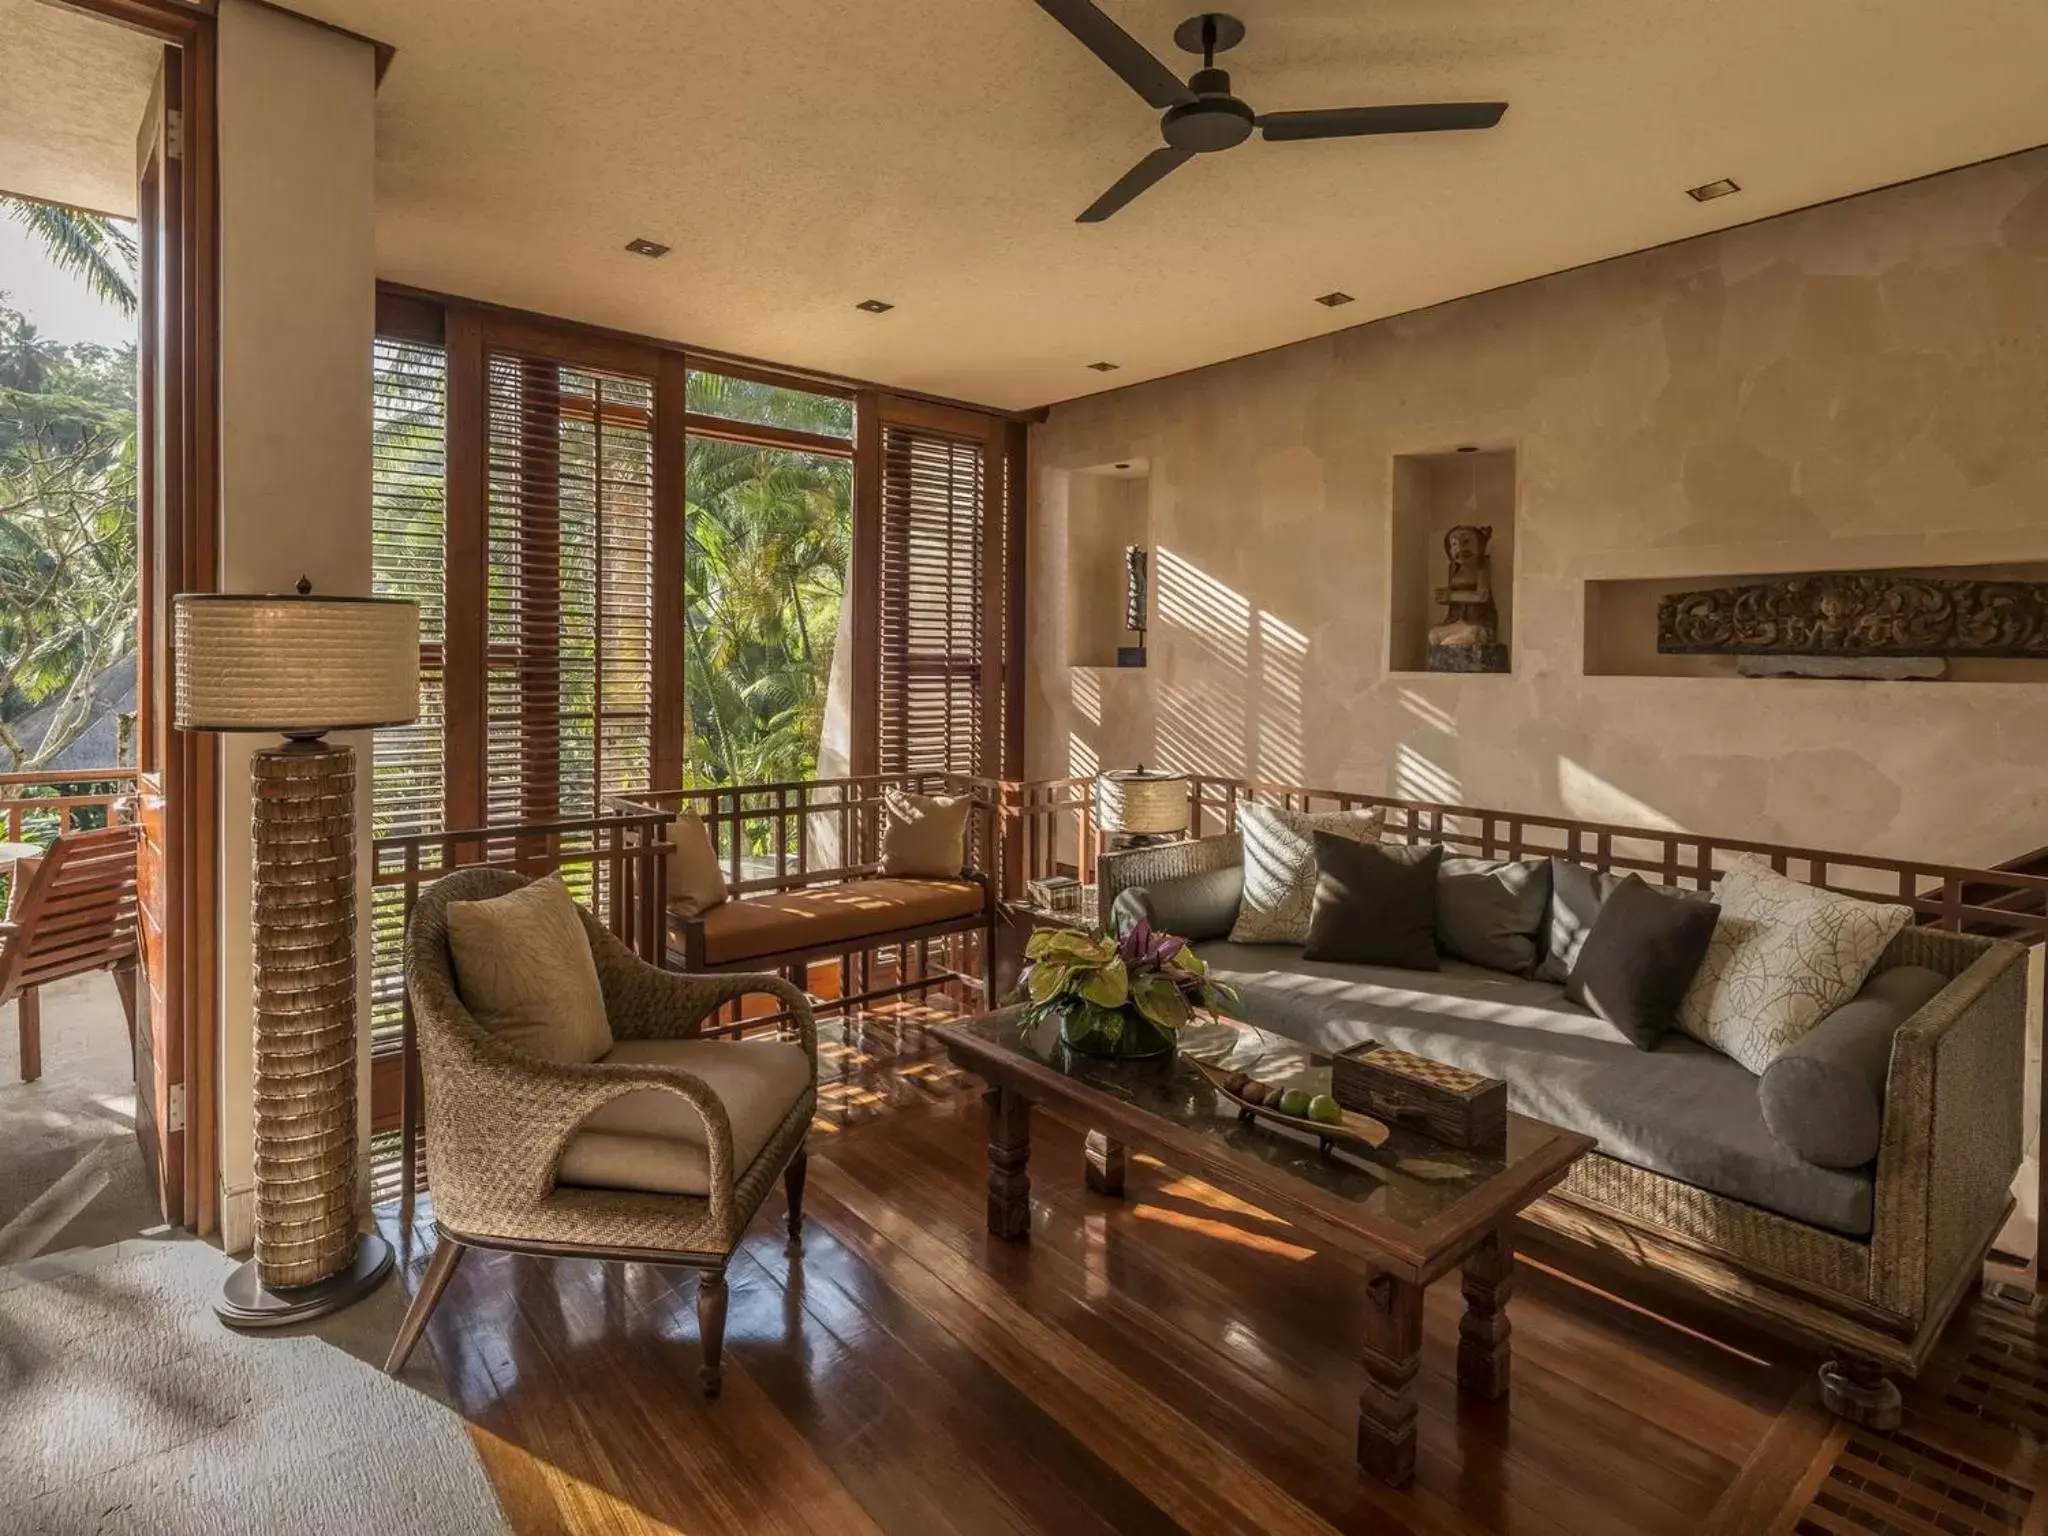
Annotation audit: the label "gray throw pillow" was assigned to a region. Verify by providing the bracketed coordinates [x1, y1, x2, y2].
[1759, 966, 1949, 1168]
[1437, 857, 1550, 974]
[1109, 864, 1245, 943]
[1563, 875, 1721, 1050]
[1303, 835, 1442, 970]
[1534, 860, 1622, 982]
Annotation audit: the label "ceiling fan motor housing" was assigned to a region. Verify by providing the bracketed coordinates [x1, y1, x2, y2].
[1163, 69, 1254, 151]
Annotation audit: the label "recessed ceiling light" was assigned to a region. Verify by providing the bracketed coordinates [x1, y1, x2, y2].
[1087, 361, 1120, 372]
[624, 237, 670, 258]
[1686, 178, 1740, 203]
[855, 298, 894, 313]
[1456, 445, 1480, 453]
[1314, 291, 1355, 307]
[1114, 462, 1131, 469]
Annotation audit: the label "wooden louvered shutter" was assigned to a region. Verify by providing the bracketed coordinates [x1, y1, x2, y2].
[873, 399, 1007, 779]
[482, 353, 656, 826]
[370, 332, 446, 1052]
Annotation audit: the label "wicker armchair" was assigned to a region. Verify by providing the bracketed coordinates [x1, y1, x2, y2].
[385, 867, 818, 1397]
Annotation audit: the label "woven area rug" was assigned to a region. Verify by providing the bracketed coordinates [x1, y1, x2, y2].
[0, 1237, 508, 1535]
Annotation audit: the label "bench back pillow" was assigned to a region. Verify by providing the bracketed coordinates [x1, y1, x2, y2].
[1228, 802, 1387, 945]
[1676, 858, 1914, 1075]
[1563, 874, 1721, 1048]
[1534, 859, 1623, 983]
[878, 789, 970, 879]
[668, 809, 728, 917]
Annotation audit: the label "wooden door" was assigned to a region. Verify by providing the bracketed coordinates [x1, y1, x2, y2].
[133, 49, 184, 1226]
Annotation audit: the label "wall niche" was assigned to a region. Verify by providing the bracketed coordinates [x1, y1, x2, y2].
[1064, 459, 1150, 668]
[1389, 446, 1516, 674]
[1584, 561, 2048, 682]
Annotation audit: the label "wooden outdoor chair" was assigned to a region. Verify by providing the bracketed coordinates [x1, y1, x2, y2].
[2, 825, 141, 1083]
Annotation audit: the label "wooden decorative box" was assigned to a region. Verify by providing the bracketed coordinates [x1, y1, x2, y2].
[1331, 1043, 1507, 1152]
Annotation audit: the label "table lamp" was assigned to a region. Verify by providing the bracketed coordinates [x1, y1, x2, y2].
[174, 578, 418, 1326]
[1094, 766, 1189, 850]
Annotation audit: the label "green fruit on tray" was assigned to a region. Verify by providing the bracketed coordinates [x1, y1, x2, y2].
[1278, 1088, 1312, 1118]
[1307, 1094, 1343, 1126]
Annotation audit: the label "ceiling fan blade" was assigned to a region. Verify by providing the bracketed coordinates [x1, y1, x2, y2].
[1033, 0, 1195, 109]
[1258, 102, 1507, 142]
[1077, 146, 1195, 223]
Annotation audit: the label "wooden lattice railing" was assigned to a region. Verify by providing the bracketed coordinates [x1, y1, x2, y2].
[0, 769, 139, 844]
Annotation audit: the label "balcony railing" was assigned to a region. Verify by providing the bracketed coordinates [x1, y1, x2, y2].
[0, 768, 139, 844]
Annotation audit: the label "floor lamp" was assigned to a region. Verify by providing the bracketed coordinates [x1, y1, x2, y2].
[174, 579, 419, 1327]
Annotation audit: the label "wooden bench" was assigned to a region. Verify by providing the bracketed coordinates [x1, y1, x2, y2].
[618, 775, 999, 1015]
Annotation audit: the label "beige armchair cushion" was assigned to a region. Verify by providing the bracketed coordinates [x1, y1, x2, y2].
[877, 789, 969, 878]
[668, 809, 728, 917]
[556, 1038, 814, 1196]
[446, 874, 614, 1064]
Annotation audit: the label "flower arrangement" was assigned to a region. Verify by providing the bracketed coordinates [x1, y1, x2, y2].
[1016, 919, 1239, 1059]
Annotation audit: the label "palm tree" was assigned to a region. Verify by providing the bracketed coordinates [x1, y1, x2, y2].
[3, 195, 138, 316]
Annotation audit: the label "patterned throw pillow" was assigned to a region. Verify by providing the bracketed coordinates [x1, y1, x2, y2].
[1227, 801, 1387, 945]
[1675, 859, 1913, 1075]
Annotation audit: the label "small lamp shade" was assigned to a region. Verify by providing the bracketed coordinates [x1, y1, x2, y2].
[1095, 767, 1188, 837]
[174, 589, 420, 734]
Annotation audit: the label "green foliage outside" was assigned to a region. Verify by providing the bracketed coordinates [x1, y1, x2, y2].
[682, 373, 852, 789]
[0, 200, 139, 773]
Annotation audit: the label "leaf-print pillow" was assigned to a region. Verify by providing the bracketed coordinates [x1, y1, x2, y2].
[1675, 858, 1912, 1075]
[1227, 802, 1388, 945]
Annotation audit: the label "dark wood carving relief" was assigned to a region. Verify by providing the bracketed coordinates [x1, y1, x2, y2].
[1657, 574, 2048, 658]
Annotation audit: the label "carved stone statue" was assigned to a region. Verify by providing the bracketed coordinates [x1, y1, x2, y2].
[1426, 524, 1510, 673]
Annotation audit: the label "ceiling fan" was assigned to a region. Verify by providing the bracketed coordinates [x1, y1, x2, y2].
[1034, 2, 1508, 222]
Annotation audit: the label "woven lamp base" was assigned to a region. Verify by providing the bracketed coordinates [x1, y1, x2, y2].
[216, 737, 389, 1329]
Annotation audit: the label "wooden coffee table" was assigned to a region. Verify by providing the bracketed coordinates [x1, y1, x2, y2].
[933, 1008, 1595, 1487]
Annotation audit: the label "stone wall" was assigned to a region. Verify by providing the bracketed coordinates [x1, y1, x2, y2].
[1027, 147, 2048, 866]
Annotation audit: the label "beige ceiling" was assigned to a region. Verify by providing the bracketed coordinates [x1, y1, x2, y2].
[0, 0, 161, 219]
[282, 0, 2048, 411]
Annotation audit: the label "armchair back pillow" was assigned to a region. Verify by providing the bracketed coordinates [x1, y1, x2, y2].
[878, 790, 970, 879]
[446, 873, 614, 1064]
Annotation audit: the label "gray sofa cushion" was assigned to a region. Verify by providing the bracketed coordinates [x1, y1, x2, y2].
[1759, 966, 1949, 1168]
[1195, 941, 1875, 1236]
[1438, 856, 1550, 973]
[1110, 863, 1244, 942]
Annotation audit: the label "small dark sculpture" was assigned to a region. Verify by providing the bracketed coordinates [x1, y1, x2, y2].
[1427, 524, 1509, 673]
[1658, 574, 2048, 659]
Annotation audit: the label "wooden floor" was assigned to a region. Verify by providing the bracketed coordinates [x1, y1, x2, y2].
[376, 991, 2048, 1535]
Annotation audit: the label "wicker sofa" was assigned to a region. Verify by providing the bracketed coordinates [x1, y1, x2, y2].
[1098, 825, 2030, 1422]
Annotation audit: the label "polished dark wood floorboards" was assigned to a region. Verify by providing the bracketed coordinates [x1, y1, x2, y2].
[376, 993, 2047, 1534]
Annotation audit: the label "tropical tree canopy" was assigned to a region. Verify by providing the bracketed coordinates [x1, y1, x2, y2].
[0, 198, 139, 771]
[682, 373, 853, 789]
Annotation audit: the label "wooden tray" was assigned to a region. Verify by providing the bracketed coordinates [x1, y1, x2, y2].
[1186, 1058, 1391, 1157]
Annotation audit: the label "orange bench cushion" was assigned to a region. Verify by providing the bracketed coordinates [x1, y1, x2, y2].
[688, 879, 984, 966]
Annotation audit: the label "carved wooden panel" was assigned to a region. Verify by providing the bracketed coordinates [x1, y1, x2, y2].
[1657, 574, 2048, 658]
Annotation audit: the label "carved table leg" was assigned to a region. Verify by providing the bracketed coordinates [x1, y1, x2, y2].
[985, 1085, 1033, 1241]
[1084, 1130, 1126, 1197]
[1458, 1225, 1514, 1402]
[1358, 1267, 1424, 1487]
